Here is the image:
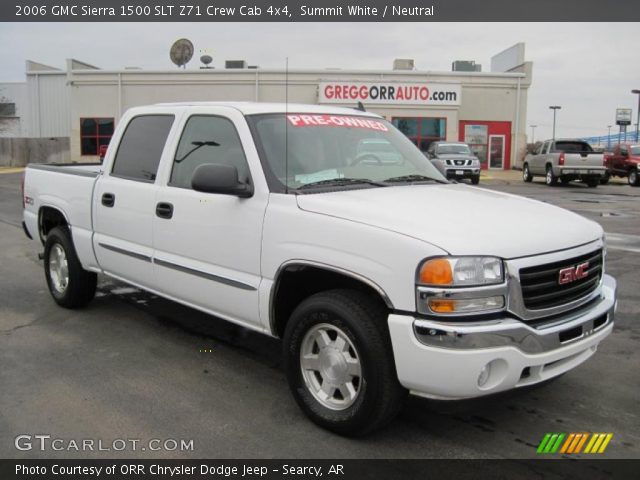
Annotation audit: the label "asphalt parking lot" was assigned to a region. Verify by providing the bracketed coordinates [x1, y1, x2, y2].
[0, 169, 638, 460]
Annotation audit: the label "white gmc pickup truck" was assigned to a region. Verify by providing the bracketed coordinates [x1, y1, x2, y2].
[22, 103, 617, 435]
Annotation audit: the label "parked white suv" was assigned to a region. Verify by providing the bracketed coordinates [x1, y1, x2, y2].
[22, 103, 616, 435]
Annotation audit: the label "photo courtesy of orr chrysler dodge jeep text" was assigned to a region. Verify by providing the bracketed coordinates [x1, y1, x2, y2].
[22, 103, 617, 435]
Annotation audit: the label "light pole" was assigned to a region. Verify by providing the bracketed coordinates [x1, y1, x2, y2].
[529, 124, 537, 144]
[632, 89, 640, 142]
[549, 106, 561, 141]
[607, 125, 612, 150]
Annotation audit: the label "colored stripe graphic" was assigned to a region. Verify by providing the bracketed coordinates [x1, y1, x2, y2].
[538, 433, 613, 454]
[537, 433, 565, 454]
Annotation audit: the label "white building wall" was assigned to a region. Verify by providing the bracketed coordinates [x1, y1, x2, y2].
[60, 67, 530, 162]
[26, 73, 70, 138]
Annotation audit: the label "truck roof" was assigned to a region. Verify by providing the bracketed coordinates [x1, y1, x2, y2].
[151, 101, 382, 117]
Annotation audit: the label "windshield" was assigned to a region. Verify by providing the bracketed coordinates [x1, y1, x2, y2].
[631, 146, 640, 155]
[247, 113, 447, 192]
[436, 144, 471, 155]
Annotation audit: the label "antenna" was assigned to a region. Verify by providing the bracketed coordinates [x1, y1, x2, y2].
[169, 38, 194, 69]
[285, 57, 289, 194]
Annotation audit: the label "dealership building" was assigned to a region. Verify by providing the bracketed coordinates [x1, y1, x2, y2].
[1, 43, 532, 169]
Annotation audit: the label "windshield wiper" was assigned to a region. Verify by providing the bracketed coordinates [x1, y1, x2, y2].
[383, 174, 448, 184]
[297, 178, 388, 190]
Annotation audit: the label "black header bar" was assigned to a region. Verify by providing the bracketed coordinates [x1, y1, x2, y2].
[2, 0, 640, 22]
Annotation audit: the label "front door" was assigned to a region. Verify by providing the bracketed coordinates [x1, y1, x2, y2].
[152, 111, 267, 330]
[488, 135, 505, 170]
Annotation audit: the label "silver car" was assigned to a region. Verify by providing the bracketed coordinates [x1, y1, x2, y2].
[426, 141, 481, 184]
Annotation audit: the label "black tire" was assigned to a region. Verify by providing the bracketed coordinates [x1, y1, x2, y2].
[44, 226, 97, 308]
[600, 171, 610, 185]
[629, 168, 639, 186]
[283, 289, 406, 436]
[545, 165, 558, 186]
[586, 177, 599, 188]
[522, 163, 533, 182]
[471, 175, 480, 185]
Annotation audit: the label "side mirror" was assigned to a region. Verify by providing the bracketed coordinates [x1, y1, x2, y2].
[191, 163, 253, 198]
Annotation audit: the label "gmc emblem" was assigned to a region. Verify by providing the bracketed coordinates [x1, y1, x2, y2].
[558, 262, 589, 285]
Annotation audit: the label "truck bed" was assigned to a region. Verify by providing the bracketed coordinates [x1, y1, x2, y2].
[23, 162, 102, 270]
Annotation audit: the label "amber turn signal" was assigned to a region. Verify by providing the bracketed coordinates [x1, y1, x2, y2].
[419, 258, 453, 285]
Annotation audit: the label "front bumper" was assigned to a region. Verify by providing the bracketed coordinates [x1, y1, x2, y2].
[388, 274, 616, 399]
[444, 167, 480, 179]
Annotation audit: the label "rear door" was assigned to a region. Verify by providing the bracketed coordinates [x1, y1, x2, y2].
[93, 113, 177, 290]
[531, 141, 549, 174]
[152, 108, 268, 329]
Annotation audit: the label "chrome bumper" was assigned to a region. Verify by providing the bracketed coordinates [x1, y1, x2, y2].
[413, 274, 616, 354]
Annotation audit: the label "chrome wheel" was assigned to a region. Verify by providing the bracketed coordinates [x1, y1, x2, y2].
[48, 243, 69, 294]
[630, 170, 638, 186]
[300, 323, 362, 410]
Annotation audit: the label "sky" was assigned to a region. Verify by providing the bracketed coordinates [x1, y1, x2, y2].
[0, 22, 638, 140]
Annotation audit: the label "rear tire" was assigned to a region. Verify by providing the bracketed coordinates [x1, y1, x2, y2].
[545, 165, 557, 186]
[629, 168, 639, 186]
[600, 171, 610, 185]
[522, 163, 533, 182]
[586, 178, 599, 188]
[44, 226, 97, 308]
[283, 289, 406, 436]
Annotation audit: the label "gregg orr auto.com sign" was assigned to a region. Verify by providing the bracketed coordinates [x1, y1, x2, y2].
[319, 82, 461, 106]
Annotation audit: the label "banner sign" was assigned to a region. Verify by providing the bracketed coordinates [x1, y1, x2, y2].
[319, 82, 461, 106]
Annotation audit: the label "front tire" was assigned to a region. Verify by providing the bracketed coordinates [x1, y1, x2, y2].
[44, 226, 97, 308]
[471, 175, 480, 185]
[629, 168, 639, 186]
[522, 163, 533, 182]
[545, 165, 558, 186]
[283, 290, 406, 436]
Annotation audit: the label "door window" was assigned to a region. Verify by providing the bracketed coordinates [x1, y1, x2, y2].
[111, 115, 175, 182]
[170, 116, 250, 189]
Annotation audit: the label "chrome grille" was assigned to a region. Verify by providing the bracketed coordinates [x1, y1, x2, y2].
[519, 249, 603, 310]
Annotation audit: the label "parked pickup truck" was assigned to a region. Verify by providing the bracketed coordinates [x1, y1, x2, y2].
[426, 141, 481, 184]
[603, 143, 640, 186]
[522, 139, 606, 187]
[22, 103, 616, 435]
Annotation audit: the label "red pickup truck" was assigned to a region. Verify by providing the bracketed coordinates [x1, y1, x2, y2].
[603, 143, 640, 186]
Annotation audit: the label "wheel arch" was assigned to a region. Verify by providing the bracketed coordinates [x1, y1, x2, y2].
[38, 205, 70, 245]
[269, 261, 393, 338]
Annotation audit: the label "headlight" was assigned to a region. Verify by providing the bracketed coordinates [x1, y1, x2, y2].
[416, 257, 506, 316]
[418, 257, 503, 286]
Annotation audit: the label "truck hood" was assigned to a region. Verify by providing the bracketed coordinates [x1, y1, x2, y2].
[295, 184, 602, 258]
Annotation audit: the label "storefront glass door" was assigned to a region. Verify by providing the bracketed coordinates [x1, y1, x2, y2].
[489, 135, 505, 169]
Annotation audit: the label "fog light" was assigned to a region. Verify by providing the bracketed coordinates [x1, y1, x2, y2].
[478, 363, 491, 387]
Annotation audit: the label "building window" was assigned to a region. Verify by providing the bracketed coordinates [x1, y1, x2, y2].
[80, 118, 115, 156]
[391, 117, 446, 152]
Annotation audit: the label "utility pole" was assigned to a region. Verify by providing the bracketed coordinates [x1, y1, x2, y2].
[632, 89, 640, 142]
[529, 124, 537, 144]
[607, 125, 612, 150]
[549, 106, 561, 141]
